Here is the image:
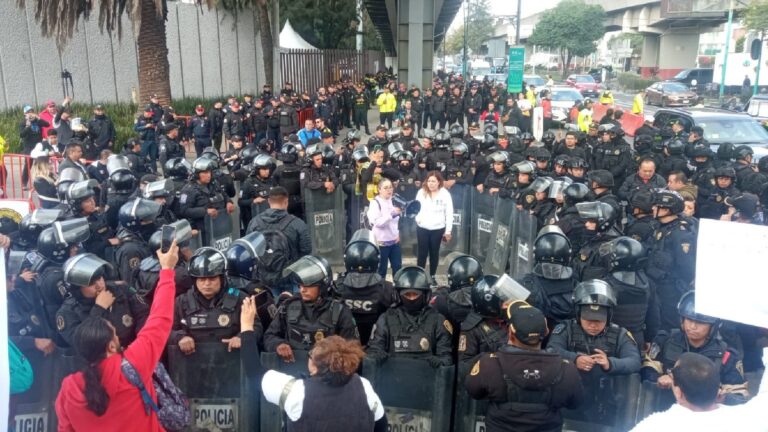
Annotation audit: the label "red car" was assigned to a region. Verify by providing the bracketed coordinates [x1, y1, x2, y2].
[565, 74, 601, 98]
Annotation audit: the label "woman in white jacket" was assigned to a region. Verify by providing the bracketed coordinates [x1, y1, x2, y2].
[415, 171, 453, 281]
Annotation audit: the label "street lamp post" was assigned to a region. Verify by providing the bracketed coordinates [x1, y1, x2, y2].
[755, 32, 764, 96]
[463, 0, 469, 77]
[719, 0, 734, 102]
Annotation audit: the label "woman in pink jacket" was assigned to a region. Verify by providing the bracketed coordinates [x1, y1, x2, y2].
[367, 178, 402, 278]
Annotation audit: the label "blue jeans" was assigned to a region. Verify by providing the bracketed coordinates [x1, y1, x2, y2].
[141, 140, 158, 167]
[378, 242, 402, 279]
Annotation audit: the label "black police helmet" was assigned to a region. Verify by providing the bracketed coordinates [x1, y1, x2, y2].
[447, 254, 483, 291]
[434, 130, 451, 147]
[110, 171, 137, 194]
[630, 189, 655, 213]
[470, 275, 503, 318]
[567, 157, 589, 169]
[392, 266, 431, 292]
[734, 145, 754, 160]
[188, 247, 228, 278]
[714, 166, 736, 180]
[63, 253, 111, 288]
[576, 201, 617, 231]
[225, 232, 266, 279]
[484, 124, 499, 138]
[520, 132, 534, 142]
[148, 230, 163, 252]
[573, 279, 616, 307]
[588, 169, 614, 188]
[605, 237, 645, 271]
[563, 182, 590, 206]
[533, 226, 572, 265]
[677, 291, 718, 325]
[192, 157, 217, 175]
[282, 255, 334, 293]
[18, 209, 62, 248]
[240, 146, 261, 166]
[716, 143, 735, 161]
[482, 133, 497, 150]
[164, 157, 192, 179]
[634, 134, 654, 152]
[448, 123, 464, 138]
[278, 143, 299, 163]
[542, 130, 556, 144]
[665, 139, 685, 156]
[118, 198, 162, 230]
[652, 189, 685, 215]
[344, 230, 380, 273]
[451, 141, 469, 157]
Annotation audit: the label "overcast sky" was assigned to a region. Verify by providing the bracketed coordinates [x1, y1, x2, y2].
[449, 0, 561, 31]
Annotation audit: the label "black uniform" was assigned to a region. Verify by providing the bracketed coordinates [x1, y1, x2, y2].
[158, 134, 185, 172]
[457, 312, 507, 367]
[81, 212, 114, 258]
[223, 110, 246, 142]
[625, 215, 659, 251]
[697, 184, 739, 220]
[301, 163, 339, 191]
[264, 297, 358, 351]
[483, 171, 514, 198]
[135, 257, 192, 305]
[333, 272, 397, 345]
[188, 114, 212, 156]
[366, 306, 454, 366]
[646, 217, 697, 330]
[114, 228, 152, 288]
[604, 270, 658, 349]
[177, 181, 228, 231]
[593, 142, 632, 187]
[273, 163, 304, 217]
[571, 229, 621, 282]
[520, 272, 576, 331]
[445, 158, 473, 185]
[56, 282, 149, 348]
[238, 174, 273, 229]
[170, 285, 253, 345]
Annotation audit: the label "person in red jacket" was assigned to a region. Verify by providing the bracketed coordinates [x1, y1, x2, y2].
[55, 240, 180, 432]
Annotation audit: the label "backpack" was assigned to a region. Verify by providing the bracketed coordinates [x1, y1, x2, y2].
[9, 341, 33, 395]
[255, 215, 294, 288]
[121, 358, 190, 431]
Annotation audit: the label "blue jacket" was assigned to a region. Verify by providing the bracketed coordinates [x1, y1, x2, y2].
[297, 128, 321, 147]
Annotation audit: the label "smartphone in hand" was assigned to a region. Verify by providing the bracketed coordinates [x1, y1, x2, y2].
[161, 225, 176, 253]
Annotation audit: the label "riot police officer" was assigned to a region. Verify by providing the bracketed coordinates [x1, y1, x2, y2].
[273, 143, 304, 218]
[333, 230, 397, 344]
[646, 190, 696, 330]
[433, 254, 484, 326]
[697, 166, 740, 220]
[66, 179, 116, 257]
[366, 266, 454, 367]
[142, 178, 177, 226]
[592, 124, 631, 188]
[392, 150, 420, 197]
[56, 253, 149, 348]
[482, 151, 514, 197]
[264, 255, 358, 360]
[239, 154, 276, 228]
[587, 169, 621, 215]
[642, 291, 747, 406]
[223, 232, 277, 331]
[601, 236, 658, 349]
[103, 156, 138, 230]
[164, 157, 193, 197]
[158, 123, 185, 173]
[556, 182, 590, 250]
[571, 201, 621, 282]
[135, 227, 193, 305]
[659, 139, 690, 178]
[178, 157, 230, 238]
[302, 144, 339, 192]
[546, 279, 641, 424]
[425, 130, 452, 175]
[625, 189, 659, 250]
[445, 141, 473, 188]
[122, 137, 151, 177]
[172, 247, 252, 355]
[114, 198, 161, 287]
[520, 226, 576, 331]
[458, 275, 517, 367]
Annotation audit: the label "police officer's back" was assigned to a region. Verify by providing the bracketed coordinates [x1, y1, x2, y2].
[571, 201, 621, 282]
[366, 266, 454, 368]
[56, 253, 149, 348]
[172, 248, 253, 355]
[520, 226, 576, 331]
[465, 301, 584, 432]
[334, 230, 396, 345]
[114, 198, 161, 287]
[432, 254, 484, 326]
[264, 255, 358, 360]
[135, 229, 193, 305]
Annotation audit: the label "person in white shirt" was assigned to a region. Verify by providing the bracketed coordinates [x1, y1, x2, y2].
[414, 171, 453, 282]
[630, 350, 768, 432]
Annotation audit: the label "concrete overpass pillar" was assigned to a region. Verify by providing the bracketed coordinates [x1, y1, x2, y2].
[639, 34, 659, 78]
[657, 32, 699, 80]
[396, 0, 435, 89]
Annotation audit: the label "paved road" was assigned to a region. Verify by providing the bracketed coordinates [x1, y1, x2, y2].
[612, 91, 659, 117]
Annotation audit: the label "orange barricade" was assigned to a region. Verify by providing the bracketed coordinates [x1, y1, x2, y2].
[620, 112, 644, 137]
[298, 108, 315, 125]
[592, 104, 609, 123]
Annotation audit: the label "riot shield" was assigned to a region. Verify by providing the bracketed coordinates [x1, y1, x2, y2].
[12, 349, 55, 432]
[204, 211, 234, 250]
[168, 343, 256, 431]
[304, 188, 345, 266]
[508, 208, 537, 280]
[259, 351, 310, 432]
[348, 193, 369, 234]
[563, 373, 642, 432]
[470, 189, 495, 263]
[441, 183, 471, 256]
[453, 361, 489, 432]
[362, 357, 455, 432]
[483, 196, 517, 275]
[397, 182, 420, 257]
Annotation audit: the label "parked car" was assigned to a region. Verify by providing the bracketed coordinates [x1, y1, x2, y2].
[669, 68, 714, 89]
[565, 74, 601, 98]
[546, 86, 583, 123]
[741, 94, 768, 122]
[645, 81, 700, 107]
[524, 75, 546, 88]
[653, 107, 768, 160]
[486, 73, 508, 84]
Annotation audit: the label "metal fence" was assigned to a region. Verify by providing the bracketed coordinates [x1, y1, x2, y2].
[280, 49, 386, 92]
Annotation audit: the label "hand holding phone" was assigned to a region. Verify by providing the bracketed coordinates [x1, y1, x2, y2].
[161, 225, 176, 253]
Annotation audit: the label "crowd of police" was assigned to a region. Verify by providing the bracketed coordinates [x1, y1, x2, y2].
[5, 71, 768, 431]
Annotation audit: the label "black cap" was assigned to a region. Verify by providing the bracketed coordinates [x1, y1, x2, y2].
[321, 131, 333, 139]
[690, 126, 704, 137]
[505, 301, 547, 345]
[726, 193, 759, 218]
[376, 125, 388, 132]
[231, 135, 244, 142]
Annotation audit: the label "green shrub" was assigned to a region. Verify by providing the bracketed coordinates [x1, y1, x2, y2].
[0, 97, 227, 154]
[617, 72, 656, 92]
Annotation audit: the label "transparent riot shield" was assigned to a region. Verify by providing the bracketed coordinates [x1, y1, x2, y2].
[397, 182, 420, 257]
[304, 188, 345, 266]
[483, 196, 517, 275]
[508, 208, 537, 279]
[204, 211, 234, 250]
[12, 349, 55, 432]
[348, 194, 369, 234]
[563, 373, 642, 432]
[259, 351, 310, 432]
[453, 362, 489, 432]
[168, 343, 256, 431]
[362, 357, 455, 432]
[470, 189, 495, 264]
[441, 183, 471, 257]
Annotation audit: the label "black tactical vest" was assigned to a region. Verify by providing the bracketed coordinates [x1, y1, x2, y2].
[284, 299, 343, 350]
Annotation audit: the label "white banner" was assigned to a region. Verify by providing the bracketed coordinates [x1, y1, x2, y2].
[695, 219, 768, 328]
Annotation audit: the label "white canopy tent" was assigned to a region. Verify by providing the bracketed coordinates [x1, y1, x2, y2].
[280, 19, 318, 50]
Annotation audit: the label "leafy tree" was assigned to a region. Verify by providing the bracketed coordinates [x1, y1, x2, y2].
[744, 0, 768, 35]
[280, 0, 361, 49]
[465, 0, 494, 54]
[445, 25, 465, 55]
[528, 0, 606, 78]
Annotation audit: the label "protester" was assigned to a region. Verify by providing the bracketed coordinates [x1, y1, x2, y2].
[366, 178, 402, 278]
[415, 171, 453, 282]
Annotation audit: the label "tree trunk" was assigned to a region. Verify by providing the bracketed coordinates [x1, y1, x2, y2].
[137, 0, 172, 106]
[562, 51, 573, 80]
[256, 0, 274, 87]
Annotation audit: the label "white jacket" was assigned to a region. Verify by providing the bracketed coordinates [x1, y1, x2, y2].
[415, 188, 453, 234]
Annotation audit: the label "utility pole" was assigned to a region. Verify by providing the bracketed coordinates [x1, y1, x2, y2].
[755, 32, 764, 96]
[719, 0, 734, 102]
[515, 0, 522, 45]
[463, 0, 469, 77]
[356, 0, 363, 51]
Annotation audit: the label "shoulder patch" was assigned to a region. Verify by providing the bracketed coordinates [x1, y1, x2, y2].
[552, 323, 565, 335]
[680, 243, 691, 254]
[57, 315, 65, 331]
[179, 193, 188, 204]
[444, 320, 454, 335]
[129, 257, 141, 270]
[470, 360, 480, 376]
[625, 330, 637, 345]
[458, 334, 467, 352]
